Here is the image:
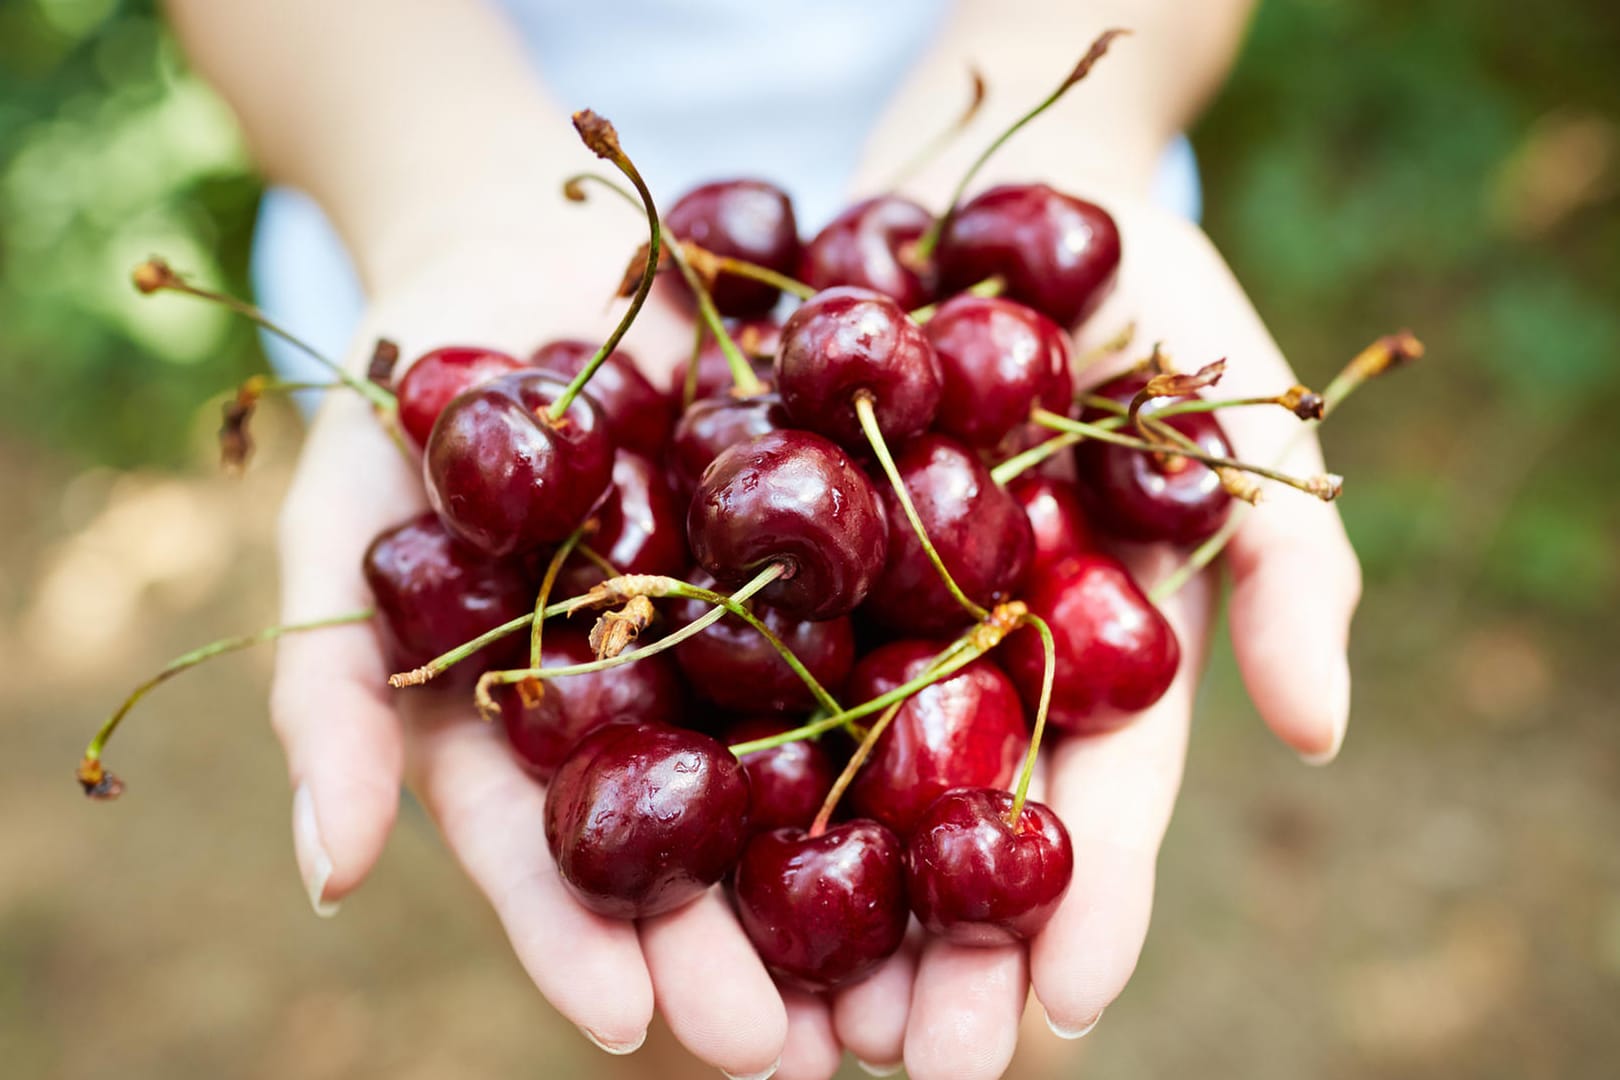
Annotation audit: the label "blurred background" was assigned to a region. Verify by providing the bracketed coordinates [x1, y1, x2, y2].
[3, 1, 1618, 1077]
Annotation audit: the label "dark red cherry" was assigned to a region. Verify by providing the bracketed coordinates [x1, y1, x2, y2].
[800, 195, 935, 310]
[925, 295, 1073, 448]
[727, 717, 838, 835]
[733, 821, 909, 991]
[775, 286, 942, 448]
[668, 392, 791, 499]
[667, 319, 779, 405]
[361, 511, 532, 675]
[395, 346, 523, 448]
[860, 434, 1033, 634]
[906, 788, 1073, 945]
[664, 180, 801, 317]
[424, 370, 614, 557]
[1007, 474, 1096, 573]
[553, 451, 688, 596]
[1000, 552, 1180, 734]
[670, 571, 855, 714]
[844, 640, 1026, 837]
[500, 628, 688, 781]
[936, 183, 1121, 329]
[688, 430, 889, 621]
[1074, 372, 1233, 545]
[545, 720, 750, 919]
[530, 339, 674, 457]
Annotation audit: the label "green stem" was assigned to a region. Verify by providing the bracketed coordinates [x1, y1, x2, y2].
[531, 523, 591, 669]
[908, 275, 1004, 323]
[809, 696, 907, 837]
[883, 65, 988, 192]
[687, 242, 815, 299]
[1007, 613, 1055, 824]
[681, 321, 708, 409]
[855, 392, 989, 621]
[989, 431, 1083, 486]
[666, 583, 843, 716]
[388, 594, 599, 687]
[78, 608, 374, 797]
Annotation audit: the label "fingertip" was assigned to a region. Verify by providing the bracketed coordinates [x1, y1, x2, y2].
[903, 940, 1026, 1080]
[774, 989, 841, 1080]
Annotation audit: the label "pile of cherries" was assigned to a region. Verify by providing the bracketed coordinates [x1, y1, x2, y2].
[86, 38, 1406, 1002]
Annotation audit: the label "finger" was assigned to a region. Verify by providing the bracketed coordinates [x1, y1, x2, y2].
[830, 931, 920, 1074]
[405, 700, 654, 1053]
[902, 938, 1028, 1080]
[272, 394, 423, 911]
[1029, 565, 1214, 1035]
[639, 890, 788, 1078]
[775, 989, 843, 1080]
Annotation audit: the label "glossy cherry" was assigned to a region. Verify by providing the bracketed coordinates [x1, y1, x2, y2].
[1000, 552, 1180, 734]
[844, 640, 1027, 836]
[545, 720, 750, 919]
[800, 195, 935, 310]
[906, 788, 1073, 945]
[1007, 474, 1096, 573]
[774, 286, 942, 448]
[668, 392, 791, 498]
[733, 820, 909, 991]
[423, 370, 614, 557]
[395, 346, 523, 448]
[664, 179, 801, 317]
[687, 429, 889, 621]
[935, 183, 1121, 329]
[500, 629, 688, 781]
[670, 571, 855, 714]
[726, 716, 838, 835]
[361, 512, 533, 675]
[861, 434, 1033, 634]
[1074, 372, 1234, 545]
[667, 319, 779, 404]
[925, 295, 1073, 448]
[531, 339, 674, 457]
[553, 450, 688, 596]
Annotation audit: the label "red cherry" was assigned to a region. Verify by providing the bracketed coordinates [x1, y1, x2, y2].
[1000, 552, 1180, 734]
[530, 339, 674, 457]
[423, 371, 614, 557]
[775, 286, 942, 449]
[936, 183, 1121, 329]
[553, 450, 688, 597]
[670, 571, 855, 715]
[906, 788, 1073, 945]
[668, 392, 791, 499]
[727, 717, 838, 835]
[860, 434, 1033, 634]
[664, 180, 801, 317]
[844, 640, 1026, 837]
[667, 319, 779, 404]
[545, 720, 750, 919]
[800, 195, 935, 310]
[924, 295, 1073, 448]
[395, 346, 523, 448]
[733, 821, 909, 991]
[499, 628, 688, 781]
[1074, 372, 1234, 545]
[687, 429, 889, 621]
[1007, 474, 1097, 573]
[361, 511, 532, 676]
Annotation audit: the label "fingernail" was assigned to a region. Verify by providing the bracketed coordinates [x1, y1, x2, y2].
[1301, 655, 1350, 766]
[722, 1058, 780, 1080]
[1046, 1008, 1102, 1039]
[579, 1026, 646, 1055]
[857, 1060, 903, 1076]
[292, 784, 341, 918]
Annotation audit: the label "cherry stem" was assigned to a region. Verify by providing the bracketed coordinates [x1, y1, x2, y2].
[854, 391, 990, 621]
[681, 321, 708, 408]
[77, 608, 374, 799]
[388, 594, 601, 687]
[1006, 613, 1055, 824]
[531, 522, 592, 669]
[883, 65, 989, 193]
[1081, 392, 1323, 424]
[479, 563, 785, 687]
[808, 696, 907, 838]
[911, 29, 1129, 263]
[908, 275, 1004, 323]
[1030, 408, 1342, 501]
[550, 112, 661, 421]
[682, 240, 815, 300]
[989, 431, 1083, 486]
[561, 171, 764, 397]
[1147, 331, 1424, 604]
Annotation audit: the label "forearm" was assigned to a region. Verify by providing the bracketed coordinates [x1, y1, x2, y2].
[165, 0, 589, 295]
[856, 0, 1255, 200]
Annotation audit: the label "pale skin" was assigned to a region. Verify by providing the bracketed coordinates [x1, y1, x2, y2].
[168, 2, 1360, 1078]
